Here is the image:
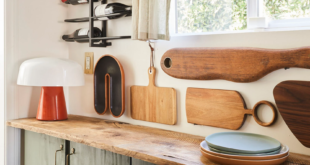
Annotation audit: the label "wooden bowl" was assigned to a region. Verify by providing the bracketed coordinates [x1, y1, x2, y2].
[200, 148, 289, 165]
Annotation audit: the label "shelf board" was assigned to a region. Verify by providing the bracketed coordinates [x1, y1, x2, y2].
[6, 115, 310, 165]
[64, 36, 131, 42]
[64, 11, 131, 23]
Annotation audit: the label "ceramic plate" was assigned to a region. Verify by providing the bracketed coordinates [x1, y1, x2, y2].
[200, 141, 289, 160]
[209, 145, 281, 156]
[200, 148, 289, 165]
[205, 132, 281, 154]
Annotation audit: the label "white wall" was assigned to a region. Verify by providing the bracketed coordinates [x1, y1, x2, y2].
[0, 0, 5, 164]
[5, 1, 310, 164]
[5, 0, 69, 164]
[67, 1, 310, 156]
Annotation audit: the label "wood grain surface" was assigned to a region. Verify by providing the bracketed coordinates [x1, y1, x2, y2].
[7, 115, 310, 165]
[273, 80, 310, 148]
[131, 67, 177, 125]
[160, 47, 310, 82]
[186, 88, 277, 130]
[7, 115, 214, 165]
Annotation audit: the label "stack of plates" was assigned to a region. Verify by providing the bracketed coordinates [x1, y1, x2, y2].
[200, 132, 289, 165]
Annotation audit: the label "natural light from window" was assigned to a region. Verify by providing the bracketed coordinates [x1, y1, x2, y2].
[175, 0, 310, 34]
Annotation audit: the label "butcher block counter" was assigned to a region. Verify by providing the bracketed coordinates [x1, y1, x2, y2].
[6, 115, 310, 165]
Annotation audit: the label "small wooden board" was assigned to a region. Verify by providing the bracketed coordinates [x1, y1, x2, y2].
[131, 67, 177, 125]
[273, 81, 310, 148]
[186, 88, 277, 130]
[161, 47, 310, 82]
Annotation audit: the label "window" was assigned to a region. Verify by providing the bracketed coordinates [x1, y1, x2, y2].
[171, 0, 310, 34]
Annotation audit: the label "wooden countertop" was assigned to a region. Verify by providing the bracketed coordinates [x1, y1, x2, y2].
[7, 115, 310, 165]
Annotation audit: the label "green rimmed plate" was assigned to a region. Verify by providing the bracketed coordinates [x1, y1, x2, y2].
[209, 145, 281, 156]
[205, 132, 281, 154]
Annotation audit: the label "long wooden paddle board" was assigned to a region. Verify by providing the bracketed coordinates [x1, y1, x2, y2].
[131, 67, 177, 125]
[273, 81, 310, 148]
[186, 88, 277, 130]
[161, 47, 310, 82]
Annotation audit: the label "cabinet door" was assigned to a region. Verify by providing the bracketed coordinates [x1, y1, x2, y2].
[22, 130, 66, 165]
[132, 158, 156, 165]
[69, 142, 130, 165]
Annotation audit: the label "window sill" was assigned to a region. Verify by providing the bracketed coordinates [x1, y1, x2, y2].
[171, 26, 310, 37]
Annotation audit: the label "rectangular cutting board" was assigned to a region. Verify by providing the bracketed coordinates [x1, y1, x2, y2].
[131, 67, 177, 125]
[160, 47, 310, 82]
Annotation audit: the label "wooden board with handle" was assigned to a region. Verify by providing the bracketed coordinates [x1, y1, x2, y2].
[131, 67, 177, 125]
[273, 81, 310, 148]
[186, 88, 277, 130]
[161, 47, 310, 82]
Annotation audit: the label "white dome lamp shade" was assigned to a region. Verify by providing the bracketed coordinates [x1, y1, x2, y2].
[17, 57, 85, 121]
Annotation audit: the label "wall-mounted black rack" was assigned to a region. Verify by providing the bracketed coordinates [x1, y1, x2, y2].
[64, 36, 131, 42]
[63, 0, 132, 48]
[65, 11, 131, 23]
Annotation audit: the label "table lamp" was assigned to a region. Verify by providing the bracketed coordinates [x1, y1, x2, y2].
[17, 57, 84, 121]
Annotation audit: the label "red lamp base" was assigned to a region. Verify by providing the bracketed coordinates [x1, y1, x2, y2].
[37, 87, 68, 121]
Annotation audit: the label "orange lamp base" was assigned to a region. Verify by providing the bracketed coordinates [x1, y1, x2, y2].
[37, 87, 68, 121]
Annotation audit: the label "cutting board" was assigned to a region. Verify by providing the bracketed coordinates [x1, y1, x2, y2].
[94, 55, 125, 117]
[186, 88, 277, 130]
[161, 47, 310, 82]
[273, 81, 310, 148]
[131, 67, 177, 125]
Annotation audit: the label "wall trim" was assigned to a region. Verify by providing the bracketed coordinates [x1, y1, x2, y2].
[5, 0, 20, 164]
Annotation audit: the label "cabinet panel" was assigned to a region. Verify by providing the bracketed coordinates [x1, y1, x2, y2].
[131, 158, 156, 165]
[70, 141, 130, 165]
[22, 130, 66, 165]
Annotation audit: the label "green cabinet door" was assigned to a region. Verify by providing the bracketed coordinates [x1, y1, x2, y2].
[22, 130, 66, 165]
[69, 141, 130, 165]
[132, 158, 156, 165]
[22, 130, 156, 165]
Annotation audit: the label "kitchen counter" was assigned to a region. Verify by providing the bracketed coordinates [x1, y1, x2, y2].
[7, 115, 310, 165]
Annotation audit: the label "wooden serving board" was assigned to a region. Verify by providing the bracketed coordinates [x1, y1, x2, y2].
[186, 88, 277, 130]
[273, 81, 310, 148]
[131, 67, 177, 125]
[161, 47, 310, 82]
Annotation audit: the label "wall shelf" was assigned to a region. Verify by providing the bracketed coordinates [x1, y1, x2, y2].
[64, 11, 132, 23]
[63, 0, 132, 47]
[64, 36, 131, 42]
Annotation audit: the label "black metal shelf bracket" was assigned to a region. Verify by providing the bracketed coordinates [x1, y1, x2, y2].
[89, 0, 111, 47]
[65, 12, 131, 23]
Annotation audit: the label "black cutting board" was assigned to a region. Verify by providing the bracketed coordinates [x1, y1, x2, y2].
[94, 55, 125, 117]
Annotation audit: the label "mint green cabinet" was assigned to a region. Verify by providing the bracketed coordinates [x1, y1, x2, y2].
[69, 142, 130, 165]
[22, 130, 66, 165]
[22, 130, 155, 165]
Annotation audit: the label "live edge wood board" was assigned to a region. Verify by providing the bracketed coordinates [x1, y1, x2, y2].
[160, 47, 310, 82]
[7, 115, 310, 165]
